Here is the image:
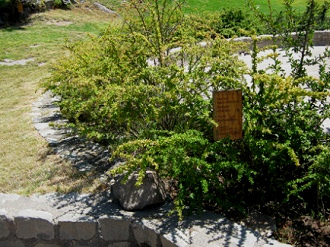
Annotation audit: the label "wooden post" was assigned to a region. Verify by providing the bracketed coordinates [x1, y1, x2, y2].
[213, 89, 242, 141]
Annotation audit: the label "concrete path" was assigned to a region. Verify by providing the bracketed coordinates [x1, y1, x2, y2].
[239, 46, 330, 132]
[239, 46, 330, 78]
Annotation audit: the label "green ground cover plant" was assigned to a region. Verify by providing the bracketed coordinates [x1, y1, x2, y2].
[45, 0, 330, 233]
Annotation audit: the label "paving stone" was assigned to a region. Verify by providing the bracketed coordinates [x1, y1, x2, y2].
[35, 244, 61, 247]
[132, 220, 161, 247]
[0, 240, 25, 247]
[0, 209, 11, 239]
[160, 231, 189, 247]
[99, 216, 131, 241]
[160, 235, 179, 247]
[32, 91, 111, 171]
[58, 214, 97, 240]
[0, 193, 20, 204]
[109, 242, 133, 247]
[15, 209, 54, 240]
[182, 213, 259, 247]
[262, 239, 292, 247]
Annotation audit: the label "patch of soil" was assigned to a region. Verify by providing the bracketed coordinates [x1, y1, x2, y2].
[276, 216, 330, 246]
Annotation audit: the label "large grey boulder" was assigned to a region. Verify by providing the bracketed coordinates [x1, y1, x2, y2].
[111, 171, 166, 211]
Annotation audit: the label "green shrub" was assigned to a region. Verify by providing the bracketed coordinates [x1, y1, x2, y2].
[185, 9, 266, 39]
[45, 4, 247, 144]
[45, 0, 330, 219]
[109, 130, 256, 218]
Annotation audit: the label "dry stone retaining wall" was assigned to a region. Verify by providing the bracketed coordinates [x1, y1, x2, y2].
[0, 193, 291, 247]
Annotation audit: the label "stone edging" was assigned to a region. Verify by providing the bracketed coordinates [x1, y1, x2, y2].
[0, 193, 291, 247]
[233, 30, 330, 48]
[30, 91, 111, 173]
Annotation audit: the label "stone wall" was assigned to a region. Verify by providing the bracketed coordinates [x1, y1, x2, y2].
[0, 193, 291, 247]
[313, 30, 330, 46]
[234, 30, 330, 48]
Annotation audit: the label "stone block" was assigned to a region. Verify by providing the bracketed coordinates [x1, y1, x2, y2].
[15, 209, 54, 240]
[263, 239, 292, 247]
[160, 235, 178, 247]
[0, 193, 20, 204]
[109, 242, 133, 247]
[99, 216, 131, 241]
[132, 221, 161, 247]
[159, 223, 190, 247]
[187, 212, 259, 247]
[0, 209, 10, 239]
[35, 244, 61, 247]
[0, 240, 25, 247]
[58, 214, 97, 240]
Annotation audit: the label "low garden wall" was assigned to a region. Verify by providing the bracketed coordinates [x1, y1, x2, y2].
[234, 30, 330, 47]
[0, 193, 290, 247]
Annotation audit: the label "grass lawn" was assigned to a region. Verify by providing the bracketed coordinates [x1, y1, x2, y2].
[0, 4, 116, 194]
[184, 0, 329, 13]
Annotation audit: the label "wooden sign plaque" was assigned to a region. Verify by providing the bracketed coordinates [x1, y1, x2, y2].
[213, 89, 242, 140]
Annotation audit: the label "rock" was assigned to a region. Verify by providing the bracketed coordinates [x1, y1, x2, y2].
[0, 209, 11, 239]
[111, 171, 166, 211]
[15, 209, 54, 240]
[0, 240, 25, 247]
[99, 216, 131, 241]
[110, 242, 133, 247]
[35, 244, 61, 247]
[132, 220, 161, 247]
[58, 214, 97, 240]
[94, 2, 119, 16]
[44, 0, 54, 10]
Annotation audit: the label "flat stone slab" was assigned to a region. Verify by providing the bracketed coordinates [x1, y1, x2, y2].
[30, 91, 112, 173]
[99, 216, 131, 241]
[58, 214, 97, 240]
[15, 209, 54, 240]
